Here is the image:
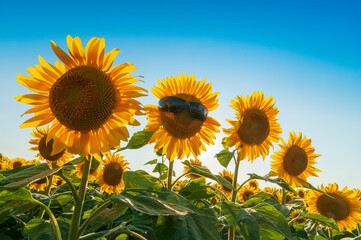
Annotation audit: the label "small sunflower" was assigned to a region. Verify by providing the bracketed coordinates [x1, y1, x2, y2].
[75, 161, 100, 182]
[29, 176, 52, 192]
[144, 74, 220, 161]
[290, 210, 306, 224]
[15, 35, 146, 157]
[53, 175, 66, 187]
[248, 179, 259, 190]
[29, 126, 73, 166]
[305, 183, 361, 232]
[216, 169, 235, 199]
[263, 187, 277, 194]
[295, 188, 306, 199]
[183, 159, 207, 180]
[223, 91, 282, 162]
[238, 184, 260, 202]
[275, 190, 294, 203]
[97, 154, 129, 194]
[0, 156, 9, 171]
[9, 158, 27, 169]
[270, 132, 321, 187]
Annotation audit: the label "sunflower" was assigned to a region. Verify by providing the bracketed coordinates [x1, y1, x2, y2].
[29, 126, 73, 167]
[270, 132, 321, 187]
[223, 91, 282, 162]
[29, 176, 52, 192]
[144, 74, 220, 161]
[290, 210, 306, 224]
[248, 179, 259, 190]
[275, 191, 294, 203]
[294, 188, 306, 199]
[305, 183, 361, 232]
[183, 159, 207, 180]
[238, 184, 260, 202]
[215, 169, 235, 199]
[0, 156, 9, 171]
[263, 187, 277, 194]
[75, 161, 100, 182]
[97, 154, 129, 194]
[53, 175, 66, 187]
[9, 158, 27, 169]
[15, 35, 146, 157]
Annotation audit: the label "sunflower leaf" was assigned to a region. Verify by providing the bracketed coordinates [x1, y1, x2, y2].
[294, 177, 334, 198]
[215, 149, 234, 168]
[117, 131, 154, 151]
[304, 213, 339, 231]
[248, 173, 296, 194]
[23, 218, 55, 240]
[123, 171, 162, 190]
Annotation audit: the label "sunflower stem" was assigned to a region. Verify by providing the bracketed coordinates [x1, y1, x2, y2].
[167, 160, 174, 190]
[207, 184, 230, 200]
[328, 228, 333, 240]
[171, 170, 190, 190]
[58, 170, 80, 203]
[34, 199, 62, 240]
[38, 174, 54, 219]
[281, 188, 287, 205]
[77, 200, 111, 237]
[68, 155, 92, 240]
[357, 224, 361, 235]
[228, 158, 240, 240]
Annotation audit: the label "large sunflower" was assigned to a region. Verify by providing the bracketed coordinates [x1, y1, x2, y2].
[144, 74, 220, 161]
[305, 183, 361, 232]
[270, 132, 321, 187]
[29, 126, 73, 167]
[15, 36, 146, 157]
[223, 91, 282, 162]
[97, 154, 129, 194]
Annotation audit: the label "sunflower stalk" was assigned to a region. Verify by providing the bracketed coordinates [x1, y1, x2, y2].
[167, 160, 174, 190]
[171, 170, 190, 190]
[58, 170, 80, 203]
[228, 155, 240, 240]
[281, 188, 287, 205]
[38, 174, 54, 219]
[34, 199, 62, 240]
[68, 155, 92, 240]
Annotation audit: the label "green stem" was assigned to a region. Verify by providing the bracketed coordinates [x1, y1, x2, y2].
[58, 171, 79, 203]
[228, 158, 240, 240]
[171, 171, 189, 190]
[167, 160, 174, 190]
[34, 199, 62, 240]
[39, 174, 54, 218]
[237, 178, 251, 192]
[207, 184, 229, 200]
[357, 224, 361, 235]
[68, 155, 92, 240]
[77, 200, 111, 237]
[328, 228, 333, 240]
[281, 188, 287, 205]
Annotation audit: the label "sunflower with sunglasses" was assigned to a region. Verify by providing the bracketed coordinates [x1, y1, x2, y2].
[144, 74, 220, 161]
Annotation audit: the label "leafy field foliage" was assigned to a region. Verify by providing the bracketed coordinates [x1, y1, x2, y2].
[0, 133, 360, 240]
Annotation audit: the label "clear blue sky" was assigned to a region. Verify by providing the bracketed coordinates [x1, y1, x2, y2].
[0, 0, 360, 188]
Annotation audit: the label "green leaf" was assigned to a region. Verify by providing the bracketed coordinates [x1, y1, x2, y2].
[248, 173, 296, 194]
[215, 149, 234, 168]
[179, 178, 215, 200]
[0, 163, 61, 191]
[88, 205, 126, 231]
[23, 218, 55, 240]
[0, 164, 33, 177]
[51, 195, 72, 206]
[123, 171, 161, 190]
[294, 178, 333, 198]
[129, 212, 153, 232]
[251, 203, 293, 239]
[65, 155, 84, 165]
[145, 159, 158, 165]
[221, 137, 229, 149]
[153, 163, 168, 175]
[182, 160, 235, 191]
[241, 197, 264, 208]
[314, 236, 327, 240]
[79, 223, 127, 240]
[115, 234, 129, 240]
[117, 131, 154, 151]
[304, 213, 339, 231]
[221, 201, 260, 240]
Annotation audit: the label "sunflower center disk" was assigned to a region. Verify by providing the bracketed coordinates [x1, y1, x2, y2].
[35, 177, 48, 185]
[317, 194, 350, 221]
[38, 136, 65, 161]
[238, 108, 270, 145]
[13, 161, 23, 168]
[161, 94, 203, 139]
[103, 162, 123, 186]
[49, 66, 116, 132]
[282, 145, 308, 176]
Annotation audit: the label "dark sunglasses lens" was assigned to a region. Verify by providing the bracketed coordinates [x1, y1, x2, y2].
[159, 97, 185, 113]
[189, 102, 208, 121]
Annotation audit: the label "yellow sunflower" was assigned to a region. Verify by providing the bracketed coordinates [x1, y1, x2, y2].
[305, 183, 361, 232]
[15, 35, 146, 157]
[263, 186, 277, 194]
[238, 184, 260, 202]
[294, 188, 306, 199]
[248, 179, 259, 190]
[270, 132, 321, 187]
[29, 176, 52, 192]
[183, 159, 207, 180]
[29, 126, 73, 166]
[215, 169, 235, 199]
[97, 154, 129, 194]
[144, 74, 220, 161]
[75, 161, 100, 182]
[0, 156, 9, 171]
[290, 210, 306, 224]
[223, 91, 282, 162]
[9, 158, 27, 169]
[275, 191, 294, 203]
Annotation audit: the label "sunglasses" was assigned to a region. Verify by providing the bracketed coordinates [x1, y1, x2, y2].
[159, 96, 208, 121]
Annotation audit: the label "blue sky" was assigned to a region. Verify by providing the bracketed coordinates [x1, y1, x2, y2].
[0, 0, 360, 188]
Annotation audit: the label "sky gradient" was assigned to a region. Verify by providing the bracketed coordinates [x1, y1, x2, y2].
[1, 0, 360, 188]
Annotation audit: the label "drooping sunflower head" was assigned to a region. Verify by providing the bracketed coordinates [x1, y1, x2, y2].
[247, 179, 259, 190]
[9, 158, 27, 169]
[238, 184, 260, 202]
[305, 183, 361, 232]
[183, 159, 207, 180]
[144, 74, 221, 161]
[15, 35, 146, 157]
[29, 126, 73, 167]
[223, 91, 282, 162]
[97, 154, 129, 194]
[270, 132, 321, 187]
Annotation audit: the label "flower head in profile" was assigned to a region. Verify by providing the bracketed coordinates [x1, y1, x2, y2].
[270, 132, 321, 187]
[223, 91, 282, 162]
[144, 74, 220, 161]
[15, 36, 146, 157]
